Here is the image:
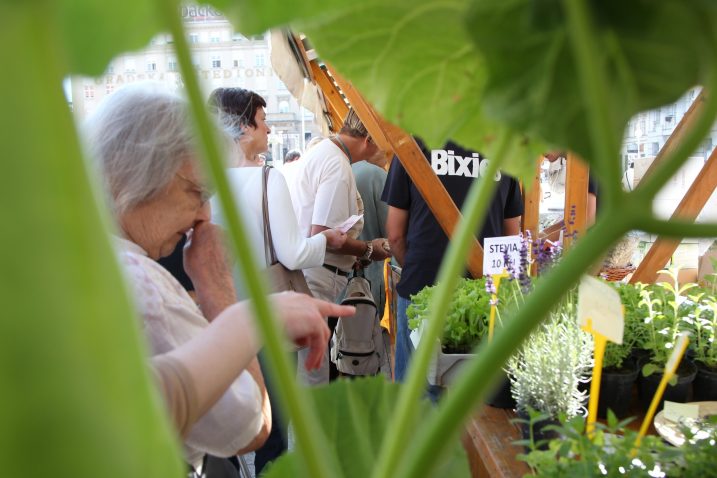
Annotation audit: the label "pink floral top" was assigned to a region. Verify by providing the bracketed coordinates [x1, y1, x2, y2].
[115, 237, 262, 467]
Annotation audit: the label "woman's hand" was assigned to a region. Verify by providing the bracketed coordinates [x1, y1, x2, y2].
[184, 221, 236, 320]
[321, 229, 348, 251]
[270, 292, 355, 370]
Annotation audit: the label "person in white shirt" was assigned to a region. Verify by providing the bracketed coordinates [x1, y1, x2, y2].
[207, 87, 347, 474]
[284, 109, 392, 385]
[84, 83, 353, 470]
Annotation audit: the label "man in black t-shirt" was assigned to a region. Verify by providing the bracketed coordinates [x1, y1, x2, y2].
[381, 140, 523, 382]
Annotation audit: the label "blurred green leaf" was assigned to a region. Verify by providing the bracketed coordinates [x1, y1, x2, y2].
[216, 0, 542, 180]
[263, 377, 470, 478]
[57, 0, 162, 76]
[466, 0, 717, 180]
[0, 2, 182, 475]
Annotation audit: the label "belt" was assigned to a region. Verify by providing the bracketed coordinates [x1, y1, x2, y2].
[322, 263, 351, 277]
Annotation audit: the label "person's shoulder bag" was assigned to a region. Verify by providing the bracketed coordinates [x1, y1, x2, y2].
[262, 166, 313, 296]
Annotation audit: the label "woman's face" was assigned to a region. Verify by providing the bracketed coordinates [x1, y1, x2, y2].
[120, 160, 211, 259]
[239, 107, 270, 158]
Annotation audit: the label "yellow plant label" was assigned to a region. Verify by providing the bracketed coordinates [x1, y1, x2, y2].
[577, 275, 624, 344]
[665, 333, 690, 375]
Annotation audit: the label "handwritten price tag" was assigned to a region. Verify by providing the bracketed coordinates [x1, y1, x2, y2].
[483, 235, 522, 275]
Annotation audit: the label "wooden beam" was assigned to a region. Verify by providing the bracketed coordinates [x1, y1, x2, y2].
[309, 62, 349, 131]
[326, 65, 485, 277]
[522, 156, 543, 238]
[563, 153, 590, 249]
[630, 146, 717, 284]
[522, 157, 543, 275]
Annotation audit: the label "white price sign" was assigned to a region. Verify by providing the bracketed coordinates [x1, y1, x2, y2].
[483, 235, 522, 275]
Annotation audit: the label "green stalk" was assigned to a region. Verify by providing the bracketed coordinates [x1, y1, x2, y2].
[159, 3, 338, 477]
[562, 0, 621, 204]
[371, 131, 508, 478]
[396, 212, 629, 478]
[634, 84, 717, 203]
[635, 218, 717, 239]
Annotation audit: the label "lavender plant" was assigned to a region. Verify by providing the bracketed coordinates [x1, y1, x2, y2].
[507, 304, 594, 420]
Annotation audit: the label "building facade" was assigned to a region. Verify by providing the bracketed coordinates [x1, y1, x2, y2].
[621, 87, 716, 166]
[71, 5, 320, 163]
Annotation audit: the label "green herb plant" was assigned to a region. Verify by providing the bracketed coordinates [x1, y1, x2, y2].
[601, 283, 646, 370]
[688, 295, 717, 369]
[518, 413, 680, 477]
[638, 269, 698, 378]
[6, 0, 717, 477]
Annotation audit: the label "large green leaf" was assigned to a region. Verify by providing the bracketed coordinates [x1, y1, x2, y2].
[55, 0, 161, 76]
[466, 0, 717, 180]
[263, 377, 470, 478]
[215, 0, 542, 180]
[0, 2, 182, 476]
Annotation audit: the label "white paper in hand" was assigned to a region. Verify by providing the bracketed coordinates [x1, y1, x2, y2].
[577, 275, 624, 344]
[336, 214, 363, 233]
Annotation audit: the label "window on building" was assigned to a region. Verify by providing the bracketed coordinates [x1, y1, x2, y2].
[232, 33, 244, 41]
[84, 86, 95, 99]
[210, 34, 220, 43]
[106, 84, 115, 95]
[255, 54, 265, 67]
[650, 142, 660, 155]
[211, 57, 221, 69]
[147, 62, 157, 72]
[125, 58, 136, 73]
[106, 65, 114, 74]
[189, 33, 199, 44]
[278, 96, 291, 113]
[168, 60, 178, 72]
[233, 59, 242, 68]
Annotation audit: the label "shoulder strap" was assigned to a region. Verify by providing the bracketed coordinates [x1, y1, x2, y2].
[262, 166, 278, 266]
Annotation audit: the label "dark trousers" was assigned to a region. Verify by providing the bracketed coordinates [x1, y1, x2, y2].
[254, 352, 288, 476]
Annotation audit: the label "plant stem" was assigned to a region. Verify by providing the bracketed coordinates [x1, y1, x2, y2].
[395, 213, 629, 478]
[562, 0, 621, 207]
[371, 131, 507, 478]
[159, 3, 338, 478]
[635, 217, 717, 238]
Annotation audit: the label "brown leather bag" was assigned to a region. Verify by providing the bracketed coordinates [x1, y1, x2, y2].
[262, 166, 313, 296]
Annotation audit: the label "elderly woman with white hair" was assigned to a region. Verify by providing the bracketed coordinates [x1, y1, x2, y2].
[84, 83, 354, 470]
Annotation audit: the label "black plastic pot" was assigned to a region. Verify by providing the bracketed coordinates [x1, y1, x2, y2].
[598, 359, 639, 419]
[516, 411, 561, 451]
[638, 360, 697, 412]
[485, 372, 515, 409]
[693, 361, 717, 401]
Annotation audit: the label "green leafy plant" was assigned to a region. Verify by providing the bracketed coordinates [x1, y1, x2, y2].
[637, 269, 699, 377]
[518, 413, 680, 477]
[687, 294, 717, 369]
[6, 0, 717, 477]
[407, 277, 523, 354]
[601, 283, 646, 370]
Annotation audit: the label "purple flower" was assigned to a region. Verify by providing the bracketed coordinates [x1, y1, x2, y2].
[503, 249, 516, 280]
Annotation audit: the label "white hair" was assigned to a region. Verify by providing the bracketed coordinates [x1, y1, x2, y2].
[83, 83, 196, 214]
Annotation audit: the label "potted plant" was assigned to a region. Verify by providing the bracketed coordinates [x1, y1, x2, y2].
[518, 413, 682, 476]
[507, 296, 593, 448]
[688, 292, 717, 400]
[636, 270, 698, 410]
[594, 283, 644, 419]
[408, 277, 501, 387]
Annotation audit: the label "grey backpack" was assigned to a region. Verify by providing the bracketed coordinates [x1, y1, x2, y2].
[331, 272, 388, 377]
